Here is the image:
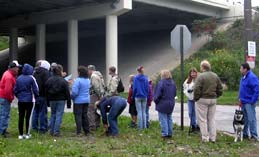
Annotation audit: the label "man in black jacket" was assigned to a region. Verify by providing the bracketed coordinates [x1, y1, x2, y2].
[32, 60, 50, 133]
[45, 64, 71, 136]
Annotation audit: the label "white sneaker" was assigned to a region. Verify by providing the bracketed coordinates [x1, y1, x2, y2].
[25, 134, 31, 139]
[18, 135, 24, 140]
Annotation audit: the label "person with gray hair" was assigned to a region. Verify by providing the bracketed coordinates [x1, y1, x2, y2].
[87, 65, 105, 131]
[194, 60, 223, 143]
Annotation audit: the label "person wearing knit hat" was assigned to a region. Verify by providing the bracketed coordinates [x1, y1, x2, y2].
[32, 60, 51, 133]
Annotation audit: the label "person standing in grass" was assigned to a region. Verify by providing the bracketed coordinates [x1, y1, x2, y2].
[32, 60, 50, 134]
[0, 60, 21, 138]
[87, 65, 106, 131]
[154, 70, 176, 139]
[146, 80, 153, 128]
[239, 63, 259, 141]
[194, 60, 222, 143]
[14, 64, 39, 139]
[127, 75, 137, 128]
[183, 67, 199, 132]
[71, 66, 90, 136]
[133, 66, 149, 129]
[45, 65, 71, 137]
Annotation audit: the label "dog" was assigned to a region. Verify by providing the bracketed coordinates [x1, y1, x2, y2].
[233, 109, 244, 142]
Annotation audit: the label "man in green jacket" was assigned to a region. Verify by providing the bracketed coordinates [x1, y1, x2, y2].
[194, 60, 223, 143]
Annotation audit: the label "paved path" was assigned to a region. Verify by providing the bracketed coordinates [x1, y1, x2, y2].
[120, 102, 248, 134]
[11, 100, 259, 134]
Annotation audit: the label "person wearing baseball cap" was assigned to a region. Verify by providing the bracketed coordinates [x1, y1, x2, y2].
[0, 60, 21, 137]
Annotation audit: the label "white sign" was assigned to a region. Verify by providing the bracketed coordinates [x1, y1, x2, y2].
[248, 41, 256, 57]
[171, 25, 192, 54]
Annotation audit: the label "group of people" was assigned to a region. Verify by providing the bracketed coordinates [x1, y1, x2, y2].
[0, 58, 258, 143]
[183, 61, 259, 143]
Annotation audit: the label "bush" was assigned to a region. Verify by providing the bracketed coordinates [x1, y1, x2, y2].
[154, 49, 244, 90]
[0, 36, 9, 51]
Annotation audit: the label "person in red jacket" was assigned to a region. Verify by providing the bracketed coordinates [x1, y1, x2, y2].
[146, 80, 153, 128]
[127, 75, 137, 128]
[0, 60, 21, 137]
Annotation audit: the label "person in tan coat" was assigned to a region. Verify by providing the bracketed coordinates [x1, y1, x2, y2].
[194, 60, 223, 143]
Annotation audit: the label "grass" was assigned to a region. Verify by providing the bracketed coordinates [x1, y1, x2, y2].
[174, 90, 238, 105]
[0, 108, 258, 156]
[217, 91, 239, 105]
[0, 36, 9, 51]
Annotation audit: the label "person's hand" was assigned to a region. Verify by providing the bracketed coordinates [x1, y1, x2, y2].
[238, 101, 242, 108]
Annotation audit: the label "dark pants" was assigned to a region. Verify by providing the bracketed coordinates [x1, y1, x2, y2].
[74, 104, 89, 134]
[18, 102, 33, 135]
[32, 97, 48, 132]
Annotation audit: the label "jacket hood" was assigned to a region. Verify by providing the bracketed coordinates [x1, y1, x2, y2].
[162, 78, 173, 85]
[22, 64, 34, 75]
[40, 60, 50, 71]
[136, 74, 147, 81]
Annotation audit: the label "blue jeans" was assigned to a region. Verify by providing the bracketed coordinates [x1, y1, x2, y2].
[135, 98, 147, 129]
[50, 101, 65, 135]
[242, 103, 258, 139]
[0, 98, 11, 134]
[158, 112, 173, 137]
[188, 100, 197, 128]
[146, 106, 150, 128]
[108, 98, 127, 135]
[32, 97, 48, 132]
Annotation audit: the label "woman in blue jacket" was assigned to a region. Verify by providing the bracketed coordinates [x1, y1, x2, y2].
[133, 66, 149, 129]
[72, 66, 91, 135]
[14, 64, 39, 139]
[154, 70, 176, 139]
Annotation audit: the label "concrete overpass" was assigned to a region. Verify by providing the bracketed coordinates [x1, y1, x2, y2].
[0, 0, 243, 80]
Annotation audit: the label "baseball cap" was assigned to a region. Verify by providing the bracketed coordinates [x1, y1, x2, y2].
[8, 60, 22, 68]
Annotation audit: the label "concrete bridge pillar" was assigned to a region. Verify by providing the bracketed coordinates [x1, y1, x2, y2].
[9, 28, 18, 62]
[106, 15, 118, 82]
[67, 19, 78, 78]
[36, 24, 46, 61]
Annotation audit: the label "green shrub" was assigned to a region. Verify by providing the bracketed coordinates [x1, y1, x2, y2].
[154, 17, 259, 91]
[0, 36, 9, 51]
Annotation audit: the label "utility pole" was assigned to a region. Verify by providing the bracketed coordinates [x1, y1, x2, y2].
[244, 0, 253, 62]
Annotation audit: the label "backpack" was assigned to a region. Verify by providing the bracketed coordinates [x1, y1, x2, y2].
[117, 77, 124, 93]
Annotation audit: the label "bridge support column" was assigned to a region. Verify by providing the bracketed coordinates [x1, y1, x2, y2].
[9, 28, 18, 62]
[68, 19, 78, 78]
[36, 24, 46, 61]
[106, 15, 118, 82]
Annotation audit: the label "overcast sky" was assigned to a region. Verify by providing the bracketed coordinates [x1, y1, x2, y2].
[234, 0, 259, 6]
[252, 0, 259, 7]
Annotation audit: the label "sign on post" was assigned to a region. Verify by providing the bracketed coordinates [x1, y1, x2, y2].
[247, 41, 256, 69]
[171, 25, 192, 130]
[171, 25, 192, 54]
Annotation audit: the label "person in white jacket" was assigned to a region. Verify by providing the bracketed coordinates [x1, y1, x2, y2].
[183, 67, 199, 132]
